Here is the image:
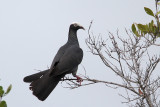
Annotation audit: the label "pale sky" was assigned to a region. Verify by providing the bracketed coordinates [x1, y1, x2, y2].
[0, 0, 157, 107]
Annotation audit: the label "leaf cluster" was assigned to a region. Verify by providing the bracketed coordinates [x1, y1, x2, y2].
[0, 85, 12, 107]
[132, 3, 160, 38]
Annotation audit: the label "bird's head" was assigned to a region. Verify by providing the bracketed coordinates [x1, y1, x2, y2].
[70, 22, 85, 31]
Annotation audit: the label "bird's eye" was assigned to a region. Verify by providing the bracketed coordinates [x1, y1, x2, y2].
[74, 24, 78, 27]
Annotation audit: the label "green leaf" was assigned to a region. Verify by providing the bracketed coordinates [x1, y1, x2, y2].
[152, 25, 157, 34]
[145, 24, 149, 31]
[137, 24, 147, 31]
[132, 24, 136, 33]
[5, 85, 12, 95]
[131, 24, 141, 37]
[149, 20, 154, 32]
[0, 101, 7, 107]
[133, 30, 140, 37]
[156, 11, 160, 15]
[149, 20, 154, 28]
[151, 20, 154, 25]
[144, 7, 154, 17]
[0, 87, 4, 97]
[0, 87, 2, 91]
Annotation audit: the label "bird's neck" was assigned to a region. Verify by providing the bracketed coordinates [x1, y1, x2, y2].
[67, 29, 79, 45]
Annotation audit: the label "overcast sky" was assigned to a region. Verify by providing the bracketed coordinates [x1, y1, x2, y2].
[0, 0, 157, 107]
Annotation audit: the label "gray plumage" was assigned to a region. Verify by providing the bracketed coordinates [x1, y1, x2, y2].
[23, 23, 84, 101]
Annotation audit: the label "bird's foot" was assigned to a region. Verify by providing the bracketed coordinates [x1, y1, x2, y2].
[76, 75, 83, 86]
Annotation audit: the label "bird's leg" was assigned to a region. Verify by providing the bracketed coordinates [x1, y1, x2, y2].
[75, 75, 83, 85]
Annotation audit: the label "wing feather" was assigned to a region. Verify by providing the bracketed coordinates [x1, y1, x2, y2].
[52, 45, 83, 76]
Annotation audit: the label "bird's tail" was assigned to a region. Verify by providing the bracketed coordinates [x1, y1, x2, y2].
[29, 73, 64, 101]
[23, 69, 49, 83]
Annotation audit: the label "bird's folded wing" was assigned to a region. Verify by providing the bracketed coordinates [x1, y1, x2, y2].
[52, 45, 83, 76]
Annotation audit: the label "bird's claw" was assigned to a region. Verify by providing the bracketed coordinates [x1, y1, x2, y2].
[76, 75, 83, 86]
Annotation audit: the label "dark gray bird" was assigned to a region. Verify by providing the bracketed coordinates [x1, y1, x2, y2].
[23, 23, 84, 101]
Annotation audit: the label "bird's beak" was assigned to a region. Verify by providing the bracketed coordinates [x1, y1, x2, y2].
[79, 26, 85, 30]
